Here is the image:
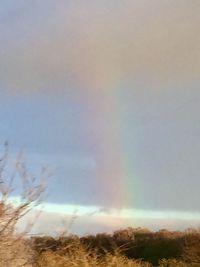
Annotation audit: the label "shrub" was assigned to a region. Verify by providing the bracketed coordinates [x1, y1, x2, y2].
[0, 144, 48, 266]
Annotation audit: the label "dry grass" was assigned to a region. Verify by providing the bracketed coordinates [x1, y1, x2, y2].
[37, 250, 151, 267]
[37, 248, 192, 267]
[36, 239, 189, 267]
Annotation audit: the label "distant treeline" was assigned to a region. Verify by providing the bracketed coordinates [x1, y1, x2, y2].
[32, 227, 200, 266]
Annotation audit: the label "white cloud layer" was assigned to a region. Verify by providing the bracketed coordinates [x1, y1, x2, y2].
[14, 200, 200, 236]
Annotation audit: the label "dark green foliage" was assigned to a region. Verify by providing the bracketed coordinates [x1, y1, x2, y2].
[131, 238, 182, 265]
[182, 232, 200, 266]
[81, 233, 117, 255]
[32, 236, 59, 252]
[32, 228, 200, 266]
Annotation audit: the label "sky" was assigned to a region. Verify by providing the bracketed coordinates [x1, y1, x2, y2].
[1, 0, 200, 234]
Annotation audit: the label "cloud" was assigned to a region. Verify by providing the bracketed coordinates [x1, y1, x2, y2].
[1, 0, 200, 94]
[16, 203, 200, 235]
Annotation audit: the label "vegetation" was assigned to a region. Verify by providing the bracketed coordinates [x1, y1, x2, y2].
[32, 228, 200, 267]
[0, 144, 199, 266]
[0, 144, 48, 266]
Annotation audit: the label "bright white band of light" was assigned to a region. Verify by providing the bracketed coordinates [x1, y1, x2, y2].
[8, 196, 200, 221]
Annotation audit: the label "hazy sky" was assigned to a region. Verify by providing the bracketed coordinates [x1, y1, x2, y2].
[1, 1, 200, 233]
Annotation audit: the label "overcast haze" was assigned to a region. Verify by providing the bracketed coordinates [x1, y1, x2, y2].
[1, 0, 200, 233]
